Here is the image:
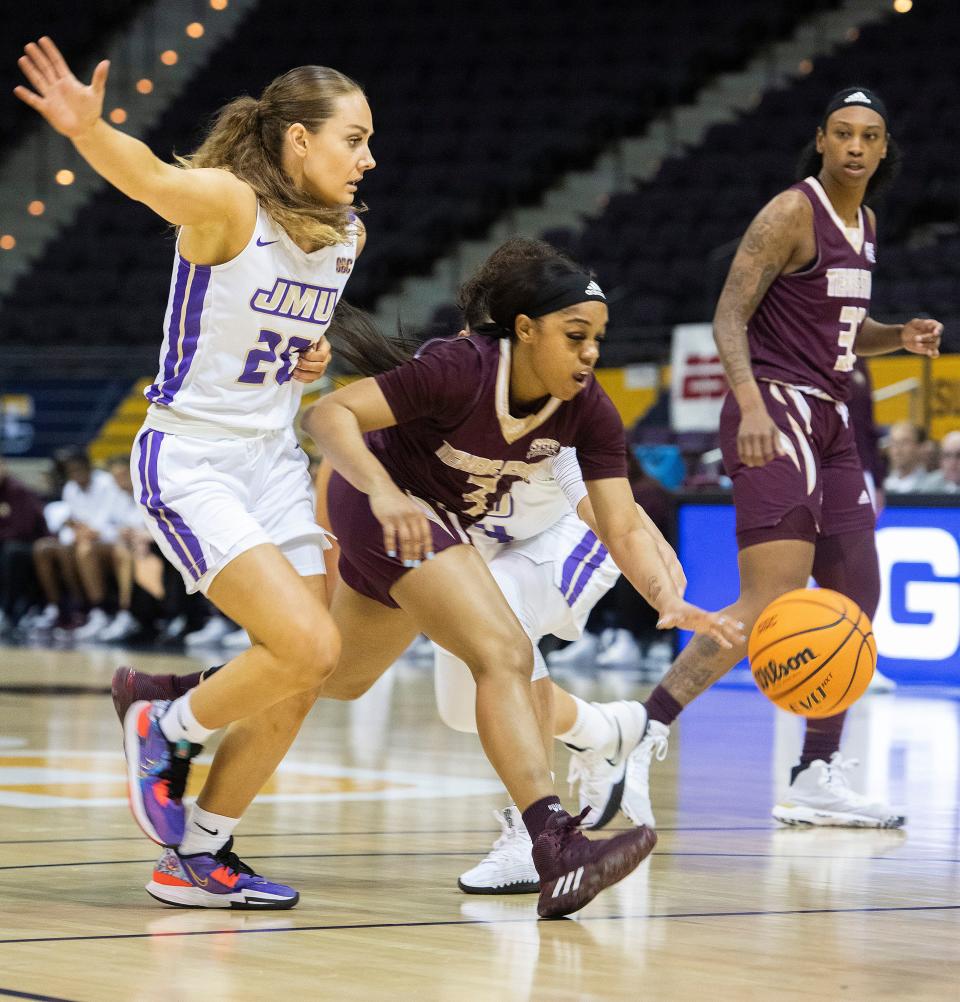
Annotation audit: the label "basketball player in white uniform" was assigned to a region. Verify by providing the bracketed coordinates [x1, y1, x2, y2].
[16, 37, 384, 907]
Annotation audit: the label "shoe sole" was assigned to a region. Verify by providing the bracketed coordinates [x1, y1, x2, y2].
[145, 880, 299, 909]
[772, 806, 906, 829]
[537, 826, 657, 919]
[457, 877, 540, 895]
[123, 701, 175, 848]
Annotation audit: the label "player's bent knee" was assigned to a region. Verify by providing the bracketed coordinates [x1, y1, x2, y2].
[471, 640, 534, 684]
[270, 624, 341, 690]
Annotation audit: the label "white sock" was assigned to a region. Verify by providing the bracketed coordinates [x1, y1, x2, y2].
[556, 696, 617, 756]
[159, 692, 216, 745]
[178, 805, 239, 857]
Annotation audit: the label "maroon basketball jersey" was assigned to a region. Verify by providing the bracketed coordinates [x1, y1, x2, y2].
[748, 176, 876, 402]
[371, 335, 626, 526]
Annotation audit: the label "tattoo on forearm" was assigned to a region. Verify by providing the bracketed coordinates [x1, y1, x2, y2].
[659, 633, 737, 706]
[714, 195, 803, 389]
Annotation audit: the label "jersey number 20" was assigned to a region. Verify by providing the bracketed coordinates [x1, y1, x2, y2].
[239, 330, 314, 385]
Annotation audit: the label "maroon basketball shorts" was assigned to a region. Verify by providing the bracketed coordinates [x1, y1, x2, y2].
[327, 470, 473, 608]
[719, 382, 876, 549]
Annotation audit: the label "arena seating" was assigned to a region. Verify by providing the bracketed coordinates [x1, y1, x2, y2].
[1, 2, 148, 157]
[0, 0, 835, 347]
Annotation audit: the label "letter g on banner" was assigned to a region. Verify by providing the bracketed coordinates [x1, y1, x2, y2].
[874, 527, 960, 662]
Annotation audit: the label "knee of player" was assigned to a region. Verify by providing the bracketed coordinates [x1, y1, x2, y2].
[471, 638, 534, 683]
[278, 624, 341, 688]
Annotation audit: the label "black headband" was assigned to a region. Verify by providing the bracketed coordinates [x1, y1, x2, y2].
[523, 274, 606, 319]
[823, 87, 889, 127]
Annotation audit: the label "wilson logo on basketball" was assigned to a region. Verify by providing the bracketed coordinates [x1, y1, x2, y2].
[753, 646, 816, 691]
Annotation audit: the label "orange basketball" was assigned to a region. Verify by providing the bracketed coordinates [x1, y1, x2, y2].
[748, 588, 876, 718]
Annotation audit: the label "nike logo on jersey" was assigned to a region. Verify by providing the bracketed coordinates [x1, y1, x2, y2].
[256, 237, 280, 246]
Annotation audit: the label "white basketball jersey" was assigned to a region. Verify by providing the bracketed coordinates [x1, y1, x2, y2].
[145, 206, 357, 432]
[469, 454, 576, 555]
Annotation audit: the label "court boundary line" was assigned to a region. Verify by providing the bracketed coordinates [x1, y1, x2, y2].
[0, 825, 784, 846]
[2, 848, 957, 874]
[0, 903, 958, 946]
[0, 988, 80, 1002]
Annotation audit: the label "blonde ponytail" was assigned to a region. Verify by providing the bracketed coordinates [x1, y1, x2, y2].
[176, 67, 364, 248]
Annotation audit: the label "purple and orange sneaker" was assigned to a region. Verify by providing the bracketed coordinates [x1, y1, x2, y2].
[112, 666, 202, 723]
[123, 700, 201, 848]
[532, 809, 657, 918]
[146, 839, 299, 909]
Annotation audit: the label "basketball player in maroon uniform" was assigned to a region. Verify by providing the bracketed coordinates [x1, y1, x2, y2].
[614, 87, 942, 830]
[300, 253, 744, 916]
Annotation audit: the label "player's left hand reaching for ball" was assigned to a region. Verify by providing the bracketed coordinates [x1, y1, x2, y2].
[901, 318, 942, 359]
[655, 599, 746, 650]
[292, 336, 332, 383]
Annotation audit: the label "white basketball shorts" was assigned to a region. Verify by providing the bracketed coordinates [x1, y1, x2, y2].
[434, 513, 619, 732]
[131, 423, 328, 594]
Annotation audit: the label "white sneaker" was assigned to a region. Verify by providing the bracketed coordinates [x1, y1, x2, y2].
[867, 669, 896, 693]
[27, 603, 59, 631]
[72, 607, 111, 641]
[157, 614, 188, 643]
[567, 700, 649, 829]
[772, 753, 906, 828]
[184, 617, 233, 647]
[458, 807, 539, 894]
[595, 629, 643, 669]
[546, 631, 601, 668]
[98, 610, 139, 642]
[621, 721, 670, 828]
[221, 627, 251, 651]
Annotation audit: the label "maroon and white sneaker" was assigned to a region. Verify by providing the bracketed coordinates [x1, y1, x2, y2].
[532, 809, 656, 918]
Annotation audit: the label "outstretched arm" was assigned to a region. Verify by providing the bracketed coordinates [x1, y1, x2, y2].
[15, 37, 251, 228]
[585, 477, 743, 648]
[713, 189, 810, 467]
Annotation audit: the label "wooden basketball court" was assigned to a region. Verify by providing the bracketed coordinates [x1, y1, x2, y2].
[0, 643, 957, 1001]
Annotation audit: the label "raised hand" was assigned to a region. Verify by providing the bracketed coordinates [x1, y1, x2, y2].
[900, 318, 942, 359]
[655, 598, 746, 650]
[14, 36, 109, 139]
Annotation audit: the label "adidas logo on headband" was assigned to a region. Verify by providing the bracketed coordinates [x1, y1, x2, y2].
[585, 280, 606, 299]
[844, 91, 871, 104]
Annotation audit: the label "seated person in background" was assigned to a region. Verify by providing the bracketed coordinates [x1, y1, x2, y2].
[919, 438, 941, 476]
[30, 449, 88, 631]
[95, 455, 151, 642]
[32, 447, 127, 636]
[922, 430, 960, 494]
[0, 456, 49, 632]
[883, 421, 930, 494]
